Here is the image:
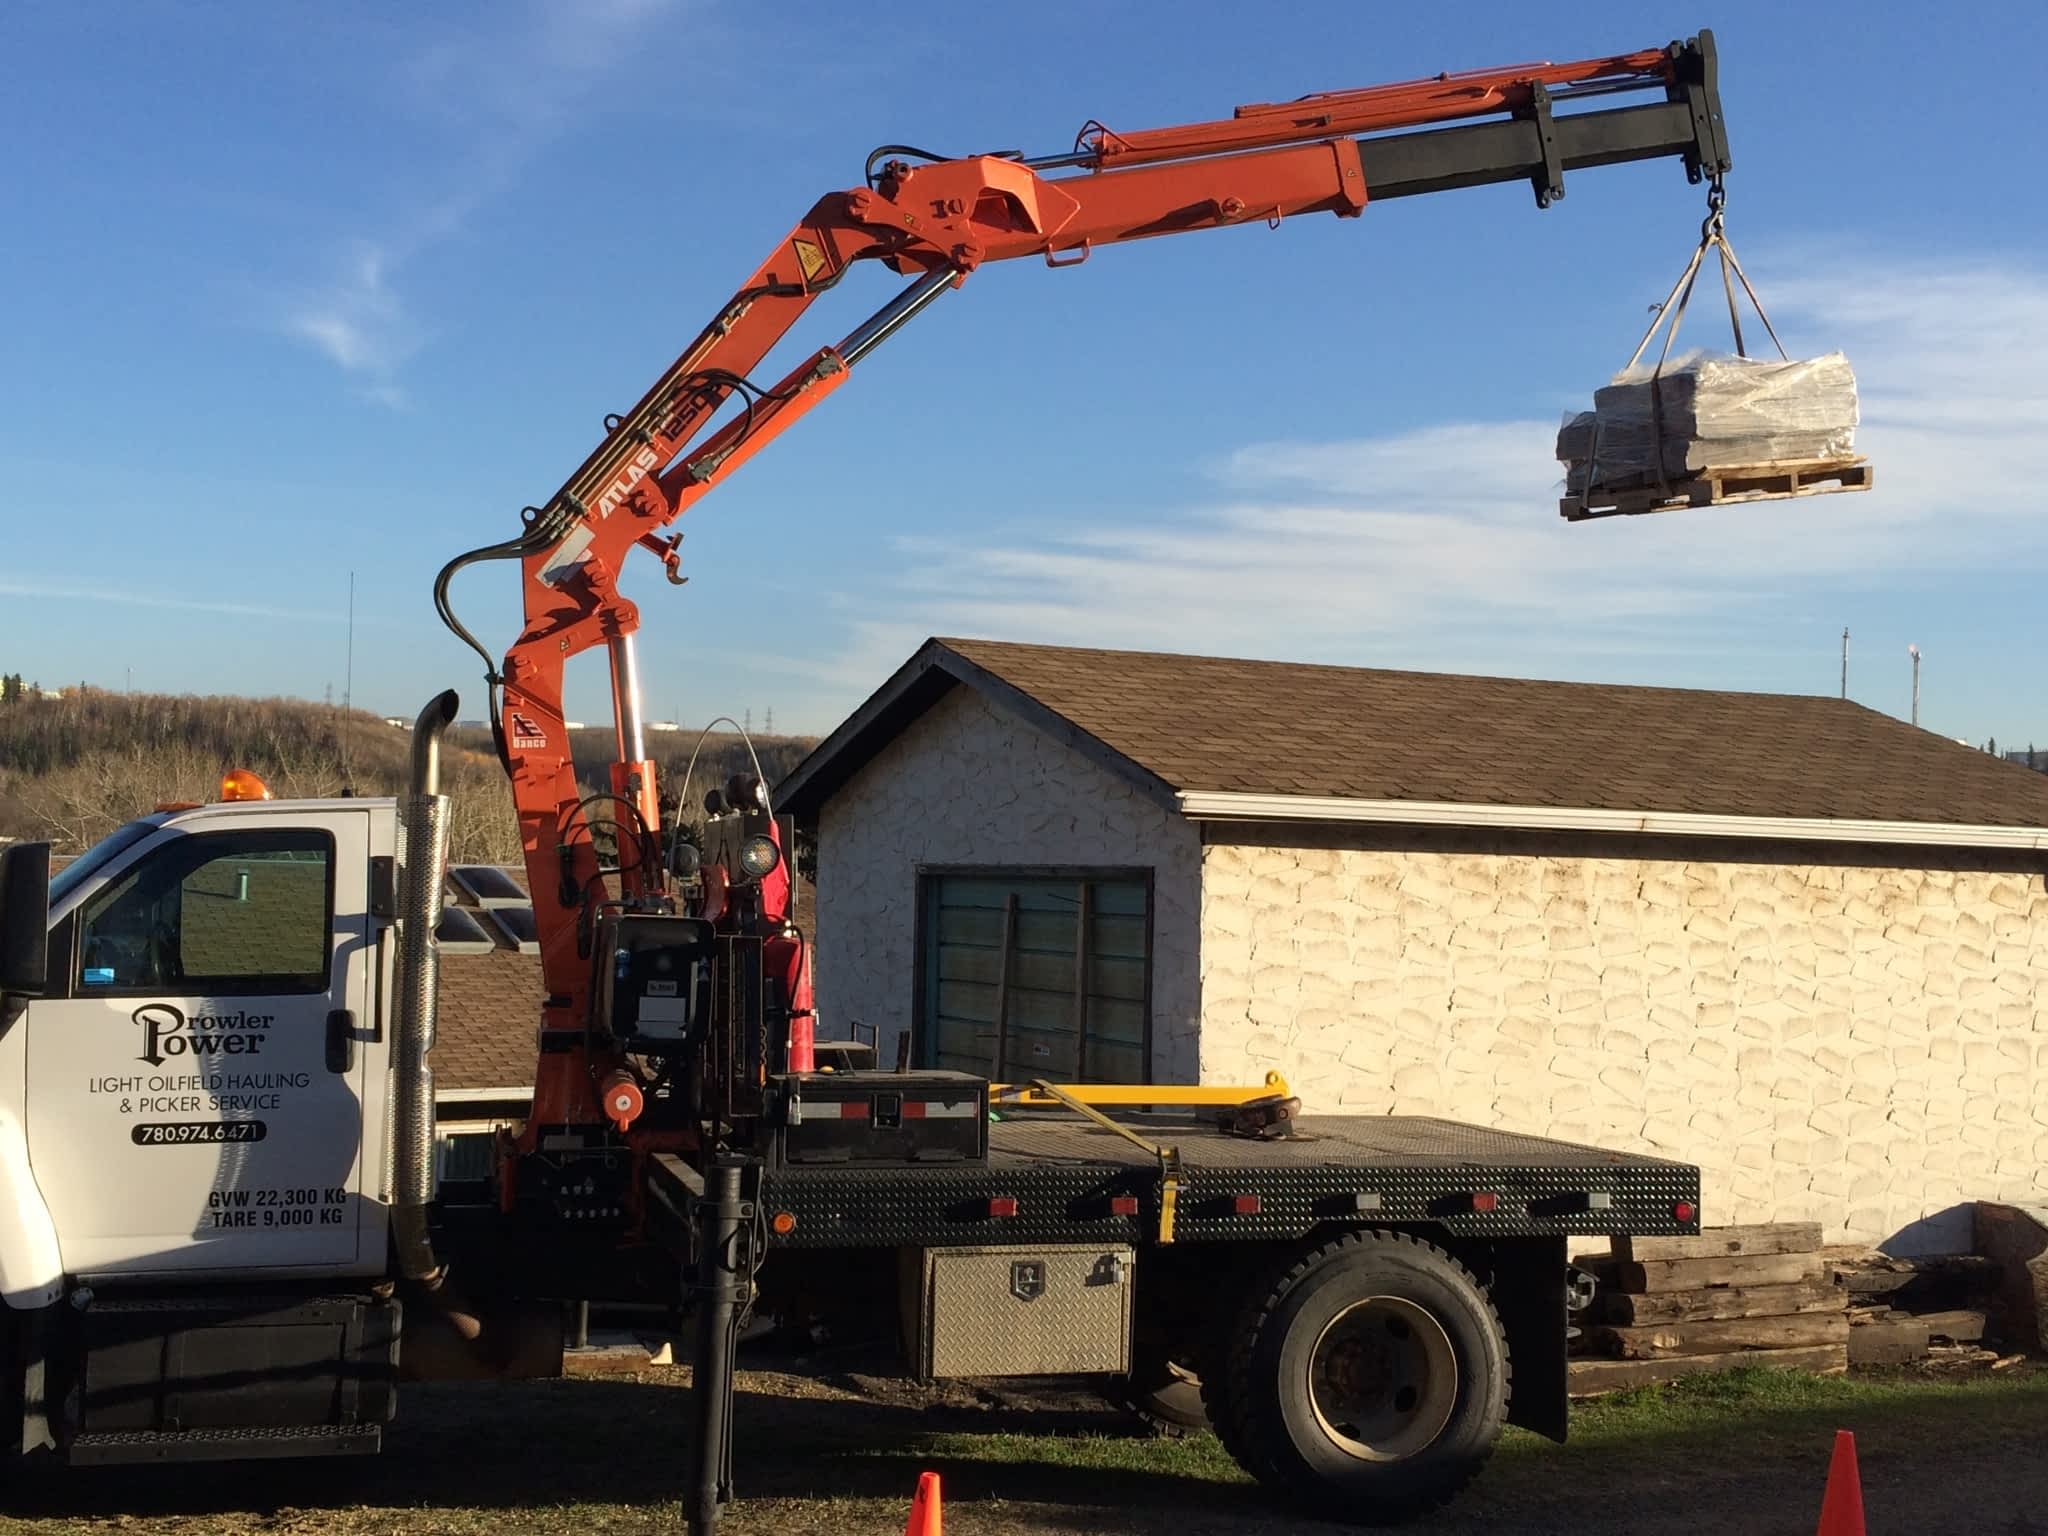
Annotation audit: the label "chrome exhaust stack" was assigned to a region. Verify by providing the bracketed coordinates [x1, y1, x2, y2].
[391, 689, 457, 1285]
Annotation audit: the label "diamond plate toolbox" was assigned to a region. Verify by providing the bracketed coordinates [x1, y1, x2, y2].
[903, 1245, 1133, 1379]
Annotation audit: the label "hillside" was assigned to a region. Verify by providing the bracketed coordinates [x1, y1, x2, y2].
[0, 687, 521, 859]
[0, 689, 818, 866]
[446, 724, 817, 810]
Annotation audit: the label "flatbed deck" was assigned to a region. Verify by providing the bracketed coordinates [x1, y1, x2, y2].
[648, 1111, 1700, 1250]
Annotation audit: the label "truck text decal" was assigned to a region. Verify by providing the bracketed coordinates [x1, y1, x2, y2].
[133, 1004, 274, 1065]
[595, 445, 661, 519]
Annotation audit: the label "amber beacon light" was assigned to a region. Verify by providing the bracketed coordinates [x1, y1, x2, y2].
[218, 768, 273, 802]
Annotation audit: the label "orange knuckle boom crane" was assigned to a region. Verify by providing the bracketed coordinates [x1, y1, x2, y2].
[0, 31, 1735, 1530]
[440, 26, 1728, 1151]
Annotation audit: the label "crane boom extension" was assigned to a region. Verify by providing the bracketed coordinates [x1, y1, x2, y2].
[467, 31, 1729, 1139]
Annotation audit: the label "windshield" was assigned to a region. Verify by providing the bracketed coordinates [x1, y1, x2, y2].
[48, 816, 169, 911]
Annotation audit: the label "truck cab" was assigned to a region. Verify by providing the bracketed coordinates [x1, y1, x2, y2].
[0, 795, 408, 1463]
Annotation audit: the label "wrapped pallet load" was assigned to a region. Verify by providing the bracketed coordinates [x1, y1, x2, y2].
[1559, 350, 1867, 519]
[1558, 185, 1874, 521]
[1561, 350, 1859, 488]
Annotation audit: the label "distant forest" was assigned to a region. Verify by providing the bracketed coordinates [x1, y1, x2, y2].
[0, 685, 816, 864]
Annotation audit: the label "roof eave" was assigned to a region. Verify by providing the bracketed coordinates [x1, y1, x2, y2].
[1177, 791, 2048, 851]
[775, 638, 1179, 821]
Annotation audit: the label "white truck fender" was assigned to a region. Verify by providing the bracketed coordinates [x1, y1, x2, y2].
[0, 1102, 62, 1309]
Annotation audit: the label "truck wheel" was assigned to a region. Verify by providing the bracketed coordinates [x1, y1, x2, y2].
[1215, 1231, 1508, 1523]
[1105, 1355, 1209, 1436]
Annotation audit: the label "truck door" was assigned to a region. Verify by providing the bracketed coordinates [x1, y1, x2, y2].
[26, 810, 375, 1278]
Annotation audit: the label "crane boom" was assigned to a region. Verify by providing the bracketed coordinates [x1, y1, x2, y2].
[440, 30, 1731, 1141]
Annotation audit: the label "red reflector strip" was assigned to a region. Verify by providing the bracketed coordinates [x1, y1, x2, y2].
[1232, 1194, 1262, 1215]
[832, 1100, 869, 1119]
[901, 1100, 926, 1119]
[988, 1197, 1018, 1218]
[1470, 1192, 1499, 1213]
[1110, 1196, 1140, 1216]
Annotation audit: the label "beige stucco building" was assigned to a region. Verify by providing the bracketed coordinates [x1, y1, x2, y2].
[779, 638, 2048, 1250]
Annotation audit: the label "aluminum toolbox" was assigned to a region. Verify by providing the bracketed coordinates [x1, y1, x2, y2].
[903, 1244, 1133, 1378]
[779, 1071, 987, 1165]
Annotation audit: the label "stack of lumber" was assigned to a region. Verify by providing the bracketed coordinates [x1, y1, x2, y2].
[1826, 1247, 2000, 1367]
[1570, 1223, 1847, 1396]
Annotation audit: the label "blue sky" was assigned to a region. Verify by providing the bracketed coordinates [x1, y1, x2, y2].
[4, 1, 2045, 746]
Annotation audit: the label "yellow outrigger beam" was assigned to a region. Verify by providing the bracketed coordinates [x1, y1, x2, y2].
[987, 1070, 1291, 1109]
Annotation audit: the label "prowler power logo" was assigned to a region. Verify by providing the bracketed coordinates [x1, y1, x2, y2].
[133, 1004, 274, 1066]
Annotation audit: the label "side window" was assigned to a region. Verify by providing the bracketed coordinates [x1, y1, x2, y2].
[77, 831, 334, 996]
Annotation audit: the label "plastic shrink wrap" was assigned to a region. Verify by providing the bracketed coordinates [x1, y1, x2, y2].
[1558, 350, 1858, 492]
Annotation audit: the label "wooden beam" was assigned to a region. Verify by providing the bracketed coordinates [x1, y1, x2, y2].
[1915, 1309, 1987, 1344]
[1848, 1318, 1930, 1367]
[992, 892, 1017, 1079]
[1617, 1223, 1823, 1263]
[1073, 882, 1092, 1081]
[1568, 1343, 1848, 1397]
[1582, 1313, 1849, 1361]
[1593, 1281, 1840, 1326]
[1618, 1252, 1826, 1293]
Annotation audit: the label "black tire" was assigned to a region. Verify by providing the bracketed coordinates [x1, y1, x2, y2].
[1104, 1355, 1210, 1437]
[1214, 1231, 1509, 1524]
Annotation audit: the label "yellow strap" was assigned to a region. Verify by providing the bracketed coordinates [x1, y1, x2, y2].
[1026, 1079, 1182, 1246]
[990, 1072, 1289, 1109]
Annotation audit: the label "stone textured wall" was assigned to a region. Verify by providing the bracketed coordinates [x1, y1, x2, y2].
[1199, 829, 2048, 1249]
[814, 687, 1202, 1079]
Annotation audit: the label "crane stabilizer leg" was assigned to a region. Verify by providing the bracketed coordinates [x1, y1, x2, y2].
[687, 1159, 759, 1536]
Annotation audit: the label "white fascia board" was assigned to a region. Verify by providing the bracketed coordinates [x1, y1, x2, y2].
[433, 1087, 534, 1105]
[1176, 791, 2048, 851]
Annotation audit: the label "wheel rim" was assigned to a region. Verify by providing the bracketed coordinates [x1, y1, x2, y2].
[1306, 1295, 1459, 1462]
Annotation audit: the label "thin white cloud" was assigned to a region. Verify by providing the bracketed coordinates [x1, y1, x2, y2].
[0, 582, 349, 625]
[817, 254, 2048, 682]
[283, 245, 416, 395]
[274, 0, 682, 400]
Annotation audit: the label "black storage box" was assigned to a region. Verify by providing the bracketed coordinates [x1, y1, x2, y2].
[779, 1071, 988, 1165]
[593, 912, 715, 1048]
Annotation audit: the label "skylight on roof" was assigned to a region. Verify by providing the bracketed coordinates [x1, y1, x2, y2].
[451, 865, 528, 908]
[481, 904, 540, 955]
[435, 907, 496, 955]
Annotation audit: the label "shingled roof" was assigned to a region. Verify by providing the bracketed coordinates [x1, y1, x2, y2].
[436, 951, 542, 1095]
[777, 638, 2048, 838]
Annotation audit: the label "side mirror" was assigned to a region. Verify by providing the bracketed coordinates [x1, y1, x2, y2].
[0, 843, 51, 997]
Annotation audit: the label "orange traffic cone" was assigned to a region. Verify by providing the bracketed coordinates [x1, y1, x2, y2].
[1815, 1430, 1865, 1536]
[905, 1470, 942, 1536]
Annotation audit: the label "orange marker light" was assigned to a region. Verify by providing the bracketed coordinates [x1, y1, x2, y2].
[219, 768, 273, 802]
[771, 1211, 797, 1236]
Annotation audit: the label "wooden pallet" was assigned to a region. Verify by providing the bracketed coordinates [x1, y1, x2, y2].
[1561, 458, 1873, 522]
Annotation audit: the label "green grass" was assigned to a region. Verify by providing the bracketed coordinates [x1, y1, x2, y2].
[1549, 1364, 2041, 1444]
[890, 1425, 1249, 1481]
[1, 1367, 2041, 1536]
[849, 1366, 2048, 1485]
